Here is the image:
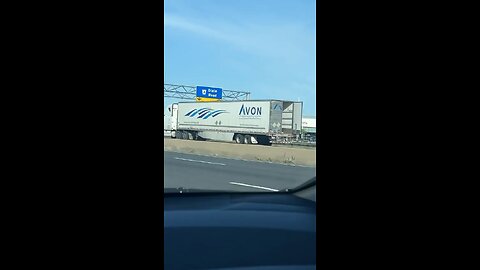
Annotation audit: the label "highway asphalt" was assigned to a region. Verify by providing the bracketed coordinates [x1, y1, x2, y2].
[164, 151, 316, 192]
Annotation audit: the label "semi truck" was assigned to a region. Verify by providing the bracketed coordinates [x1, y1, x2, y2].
[164, 100, 303, 145]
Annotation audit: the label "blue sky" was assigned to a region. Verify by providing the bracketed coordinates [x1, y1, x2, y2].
[164, 0, 316, 116]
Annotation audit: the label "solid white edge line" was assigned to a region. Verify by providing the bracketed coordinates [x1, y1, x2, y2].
[229, 182, 279, 192]
[174, 157, 226, 166]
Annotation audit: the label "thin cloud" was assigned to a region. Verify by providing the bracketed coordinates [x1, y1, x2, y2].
[164, 14, 240, 44]
[164, 13, 313, 63]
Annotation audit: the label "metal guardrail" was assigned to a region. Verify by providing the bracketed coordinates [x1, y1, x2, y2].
[272, 141, 316, 148]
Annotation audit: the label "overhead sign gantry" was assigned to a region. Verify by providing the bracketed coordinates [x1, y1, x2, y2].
[164, 84, 250, 101]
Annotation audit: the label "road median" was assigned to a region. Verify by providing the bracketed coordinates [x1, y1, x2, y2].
[164, 138, 316, 167]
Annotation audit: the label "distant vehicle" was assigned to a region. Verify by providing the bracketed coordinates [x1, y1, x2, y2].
[165, 100, 303, 145]
[301, 117, 316, 142]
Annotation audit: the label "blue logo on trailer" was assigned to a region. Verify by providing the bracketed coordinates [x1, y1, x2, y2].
[185, 108, 228, 119]
[196, 86, 223, 99]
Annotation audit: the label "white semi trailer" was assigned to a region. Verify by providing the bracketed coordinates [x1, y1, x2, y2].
[164, 100, 303, 145]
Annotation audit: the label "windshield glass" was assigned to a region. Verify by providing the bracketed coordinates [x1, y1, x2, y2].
[164, 0, 316, 193]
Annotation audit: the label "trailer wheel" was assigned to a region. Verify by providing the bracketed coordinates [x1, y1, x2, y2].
[235, 134, 244, 144]
[244, 135, 252, 144]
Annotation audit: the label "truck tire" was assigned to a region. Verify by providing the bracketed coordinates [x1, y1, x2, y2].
[244, 135, 252, 144]
[179, 131, 185, 140]
[235, 134, 244, 144]
[186, 132, 193, 140]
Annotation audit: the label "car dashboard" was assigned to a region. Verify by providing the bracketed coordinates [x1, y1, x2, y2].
[164, 189, 316, 270]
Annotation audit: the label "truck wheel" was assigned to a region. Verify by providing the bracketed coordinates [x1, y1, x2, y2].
[186, 132, 193, 140]
[235, 134, 244, 144]
[179, 131, 185, 140]
[244, 135, 252, 144]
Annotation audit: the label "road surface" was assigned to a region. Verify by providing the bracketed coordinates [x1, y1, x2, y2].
[164, 151, 316, 192]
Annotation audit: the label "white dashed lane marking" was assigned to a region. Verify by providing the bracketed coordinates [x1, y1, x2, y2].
[229, 181, 279, 192]
[174, 157, 226, 166]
